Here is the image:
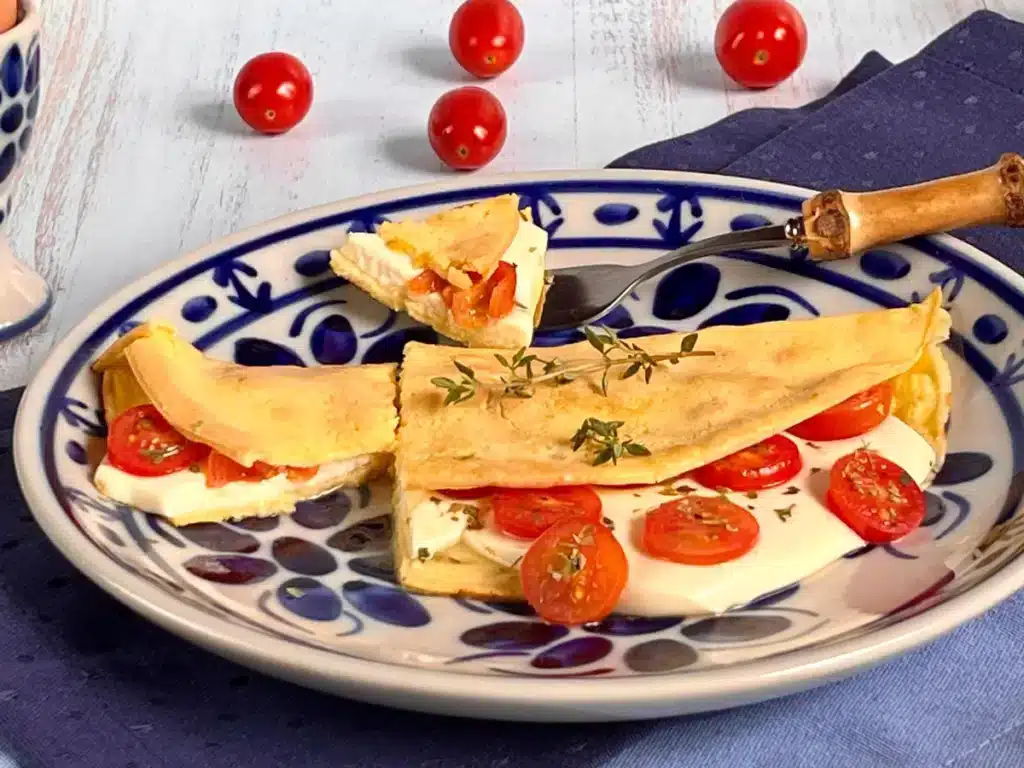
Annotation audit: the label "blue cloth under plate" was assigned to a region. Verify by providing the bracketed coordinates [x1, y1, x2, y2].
[3, 9, 1024, 768]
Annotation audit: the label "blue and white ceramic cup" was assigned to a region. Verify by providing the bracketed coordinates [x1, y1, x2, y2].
[0, 0, 45, 342]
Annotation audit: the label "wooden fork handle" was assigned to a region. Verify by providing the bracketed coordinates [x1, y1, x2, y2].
[801, 153, 1024, 260]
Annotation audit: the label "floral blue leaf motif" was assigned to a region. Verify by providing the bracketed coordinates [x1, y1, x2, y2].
[652, 192, 703, 246]
[682, 614, 791, 643]
[271, 537, 337, 576]
[178, 523, 260, 554]
[326, 514, 392, 553]
[288, 299, 347, 337]
[593, 202, 639, 226]
[928, 267, 965, 303]
[461, 621, 568, 650]
[990, 352, 1024, 389]
[652, 263, 720, 320]
[180, 295, 217, 323]
[935, 491, 970, 540]
[699, 303, 790, 329]
[1, 103, 23, 134]
[65, 440, 88, 465]
[973, 314, 1009, 345]
[617, 325, 673, 339]
[446, 650, 528, 665]
[361, 327, 438, 364]
[1, 44, 22, 97]
[360, 310, 399, 340]
[277, 577, 342, 621]
[146, 514, 185, 547]
[881, 544, 917, 560]
[455, 597, 493, 615]
[229, 516, 279, 532]
[583, 615, 682, 636]
[310, 314, 357, 365]
[348, 553, 397, 584]
[597, 305, 634, 329]
[518, 190, 564, 237]
[997, 471, 1024, 525]
[212, 258, 273, 313]
[98, 525, 125, 547]
[923, 492, 946, 528]
[212, 258, 257, 287]
[0, 142, 15, 185]
[724, 286, 820, 316]
[24, 45, 38, 94]
[292, 489, 352, 530]
[741, 582, 800, 609]
[342, 580, 431, 627]
[531, 637, 613, 669]
[933, 452, 993, 485]
[293, 250, 332, 277]
[60, 398, 107, 437]
[346, 214, 390, 234]
[531, 328, 586, 347]
[233, 338, 305, 367]
[184, 555, 277, 585]
[859, 249, 911, 281]
[729, 213, 772, 231]
[844, 543, 876, 559]
[624, 639, 698, 672]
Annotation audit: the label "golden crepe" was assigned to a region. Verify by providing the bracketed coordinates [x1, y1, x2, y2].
[330, 194, 550, 349]
[393, 290, 952, 600]
[91, 322, 398, 525]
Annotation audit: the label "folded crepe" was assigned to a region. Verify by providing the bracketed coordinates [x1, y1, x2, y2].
[330, 194, 550, 349]
[393, 290, 952, 600]
[91, 323, 398, 525]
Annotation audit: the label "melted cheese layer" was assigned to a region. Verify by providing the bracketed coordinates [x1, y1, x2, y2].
[408, 416, 936, 616]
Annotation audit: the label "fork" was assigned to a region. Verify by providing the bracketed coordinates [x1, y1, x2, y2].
[537, 153, 1024, 331]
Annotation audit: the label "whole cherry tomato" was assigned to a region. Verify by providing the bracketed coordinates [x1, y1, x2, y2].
[233, 52, 313, 135]
[427, 86, 507, 170]
[714, 0, 807, 89]
[449, 0, 526, 78]
[691, 434, 803, 492]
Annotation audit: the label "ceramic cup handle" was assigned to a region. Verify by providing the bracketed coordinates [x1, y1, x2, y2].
[801, 153, 1024, 260]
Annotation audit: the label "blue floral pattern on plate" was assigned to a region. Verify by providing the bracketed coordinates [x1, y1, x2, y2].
[15, 174, 1024, 718]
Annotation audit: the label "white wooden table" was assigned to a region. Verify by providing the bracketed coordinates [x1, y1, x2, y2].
[1, 0, 1018, 390]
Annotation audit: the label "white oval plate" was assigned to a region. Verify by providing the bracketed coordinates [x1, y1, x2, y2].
[14, 170, 1024, 722]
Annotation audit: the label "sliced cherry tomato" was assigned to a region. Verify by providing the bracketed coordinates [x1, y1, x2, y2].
[233, 52, 313, 135]
[788, 382, 894, 442]
[204, 452, 280, 489]
[714, 0, 807, 89]
[826, 449, 925, 544]
[285, 466, 320, 483]
[449, 0, 525, 79]
[487, 262, 517, 318]
[428, 86, 507, 171]
[692, 434, 802, 492]
[520, 519, 628, 625]
[407, 269, 448, 297]
[107, 405, 210, 477]
[492, 486, 602, 539]
[450, 278, 491, 328]
[642, 496, 760, 566]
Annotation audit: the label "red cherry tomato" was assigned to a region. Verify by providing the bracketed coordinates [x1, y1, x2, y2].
[204, 452, 280, 489]
[407, 270, 447, 297]
[642, 496, 760, 566]
[788, 382, 895, 442]
[486, 262, 517, 318]
[714, 0, 807, 89]
[107, 405, 210, 477]
[692, 434, 802, 492]
[492, 486, 602, 539]
[520, 519, 628, 625]
[826, 449, 925, 544]
[233, 52, 313, 135]
[428, 86, 507, 170]
[449, 0, 525, 79]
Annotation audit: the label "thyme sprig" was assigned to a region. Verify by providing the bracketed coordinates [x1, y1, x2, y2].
[432, 326, 713, 404]
[571, 417, 651, 466]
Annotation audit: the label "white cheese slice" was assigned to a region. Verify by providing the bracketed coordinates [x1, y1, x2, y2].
[408, 416, 937, 616]
[94, 455, 375, 523]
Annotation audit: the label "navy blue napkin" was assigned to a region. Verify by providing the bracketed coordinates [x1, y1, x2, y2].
[2, 10, 1024, 768]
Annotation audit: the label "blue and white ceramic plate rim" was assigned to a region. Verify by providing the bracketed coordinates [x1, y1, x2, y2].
[13, 169, 1024, 722]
